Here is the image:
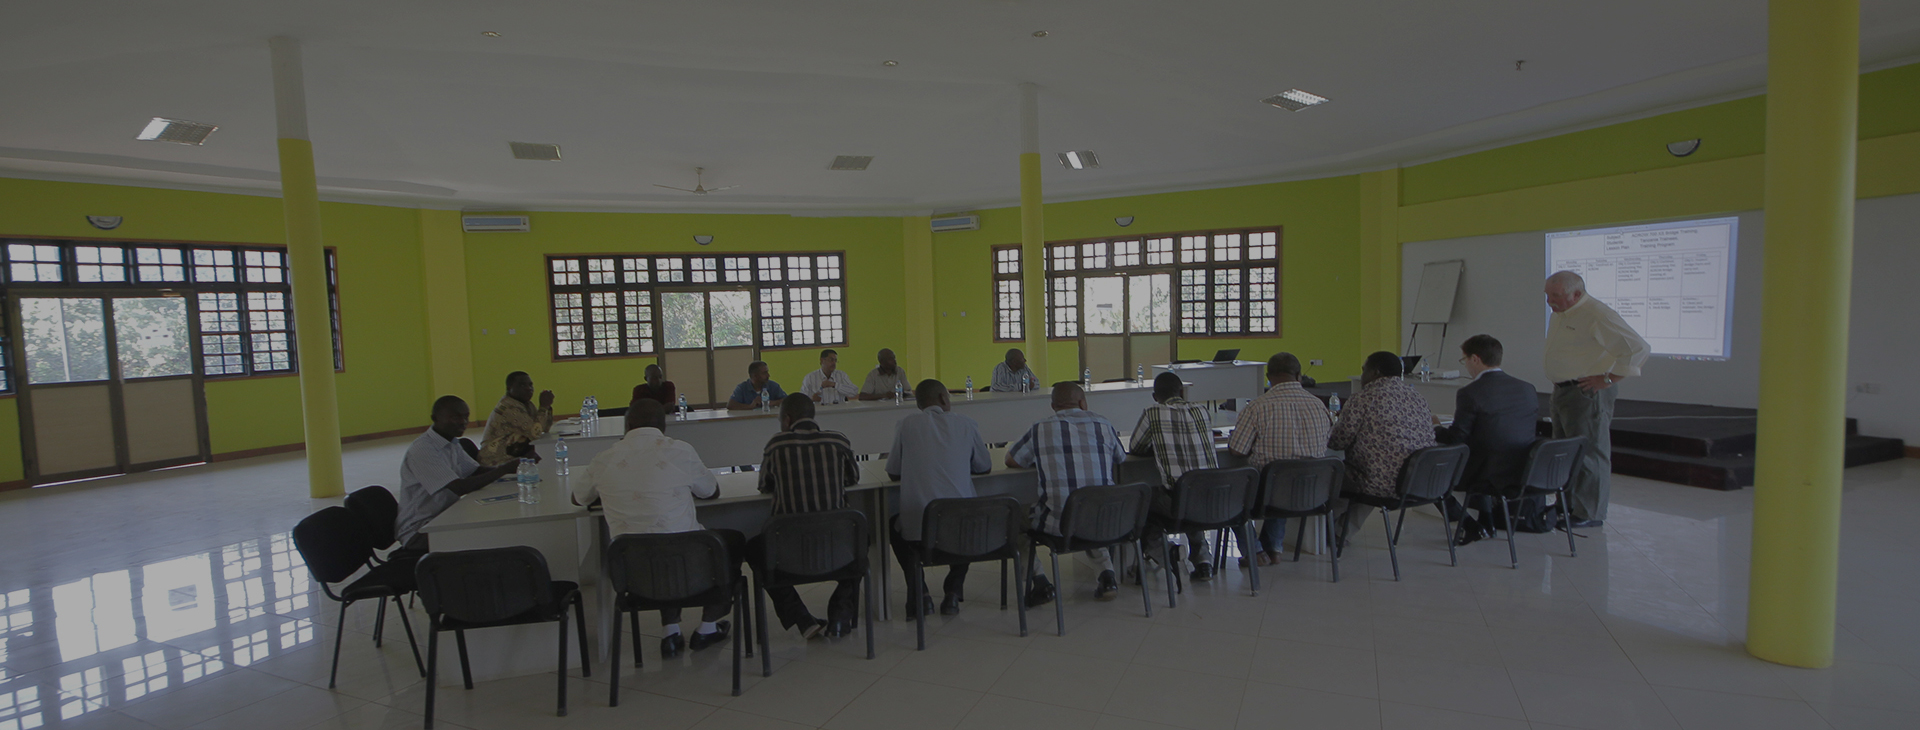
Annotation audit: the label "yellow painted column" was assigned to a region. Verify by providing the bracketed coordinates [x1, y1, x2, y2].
[419, 209, 477, 405]
[1018, 83, 1049, 381]
[1358, 169, 1403, 355]
[269, 37, 344, 498]
[1748, 0, 1858, 669]
[900, 215, 939, 380]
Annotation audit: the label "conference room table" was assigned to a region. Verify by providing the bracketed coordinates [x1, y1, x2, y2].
[421, 436, 1250, 684]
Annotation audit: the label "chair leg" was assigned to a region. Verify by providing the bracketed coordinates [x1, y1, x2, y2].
[731, 577, 744, 697]
[608, 606, 623, 708]
[328, 601, 349, 689]
[863, 569, 877, 661]
[1293, 517, 1306, 562]
[393, 595, 426, 677]
[1050, 549, 1066, 637]
[423, 624, 439, 730]
[1561, 490, 1578, 557]
[455, 630, 474, 690]
[1240, 522, 1260, 597]
[556, 604, 568, 717]
[1502, 498, 1519, 569]
[1383, 508, 1403, 581]
[755, 579, 772, 677]
[1014, 551, 1028, 638]
[739, 578, 753, 658]
[1442, 503, 1459, 567]
[374, 597, 388, 647]
[1000, 558, 1009, 610]
[572, 594, 590, 678]
[1162, 537, 1178, 609]
[631, 610, 644, 668]
[912, 557, 927, 651]
[1215, 529, 1228, 572]
[1135, 542, 1154, 617]
[1325, 513, 1340, 583]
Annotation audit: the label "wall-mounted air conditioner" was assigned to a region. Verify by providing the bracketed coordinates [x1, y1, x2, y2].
[930, 215, 979, 233]
[462, 215, 530, 232]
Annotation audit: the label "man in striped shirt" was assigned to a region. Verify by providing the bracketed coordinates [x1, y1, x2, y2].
[751, 394, 864, 638]
[1007, 383, 1128, 604]
[1228, 352, 1333, 566]
[1131, 372, 1220, 582]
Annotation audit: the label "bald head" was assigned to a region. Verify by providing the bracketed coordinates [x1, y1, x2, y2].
[1050, 383, 1086, 412]
[625, 399, 667, 432]
[1545, 270, 1588, 312]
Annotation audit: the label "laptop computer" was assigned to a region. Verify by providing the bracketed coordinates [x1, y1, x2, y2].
[1400, 355, 1422, 375]
[1210, 349, 1240, 363]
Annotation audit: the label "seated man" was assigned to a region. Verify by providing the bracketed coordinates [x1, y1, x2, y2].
[477, 371, 554, 466]
[1226, 353, 1332, 566]
[1007, 383, 1128, 605]
[1131, 372, 1220, 583]
[631, 363, 678, 408]
[800, 349, 859, 405]
[726, 360, 788, 411]
[395, 396, 519, 550]
[1329, 351, 1439, 541]
[857, 348, 912, 401]
[751, 394, 864, 638]
[571, 400, 735, 657]
[887, 379, 991, 617]
[1437, 335, 1541, 545]
[990, 348, 1038, 392]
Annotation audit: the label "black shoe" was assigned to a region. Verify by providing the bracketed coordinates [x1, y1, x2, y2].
[660, 632, 685, 659]
[1190, 562, 1215, 582]
[824, 617, 855, 638]
[940, 594, 961, 616]
[1094, 570, 1119, 601]
[1570, 518, 1603, 528]
[688, 621, 730, 651]
[1024, 575, 1056, 608]
[1453, 518, 1488, 547]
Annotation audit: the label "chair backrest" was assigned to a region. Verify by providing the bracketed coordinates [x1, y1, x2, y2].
[1396, 443, 1471, 502]
[1521, 437, 1584, 492]
[1057, 484, 1152, 545]
[1169, 467, 1258, 527]
[415, 546, 555, 624]
[760, 509, 869, 582]
[1257, 457, 1345, 514]
[344, 486, 401, 550]
[292, 507, 377, 584]
[604, 531, 734, 604]
[921, 496, 1024, 564]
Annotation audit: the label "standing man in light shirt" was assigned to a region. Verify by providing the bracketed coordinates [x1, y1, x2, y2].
[1227, 352, 1333, 566]
[1543, 271, 1651, 528]
[991, 348, 1038, 392]
[801, 349, 859, 405]
[887, 379, 992, 617]
[857, 348, 912, 401]
[570, 400, 736, 658]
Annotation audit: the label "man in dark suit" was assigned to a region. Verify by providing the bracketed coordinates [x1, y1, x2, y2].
[1436, 335, 1541, 544]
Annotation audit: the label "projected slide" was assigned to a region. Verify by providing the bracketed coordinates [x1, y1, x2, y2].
[1546, 217, 1738, 360]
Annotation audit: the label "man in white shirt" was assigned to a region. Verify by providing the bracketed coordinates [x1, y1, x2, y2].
[395, 396, 519, 549]
[1543, 271, 1651, 528]
[571, 400, 739, 658]
[800, 349, 859, 405]
[857, 348, 912, 401]
[991, 348, 1038, 392]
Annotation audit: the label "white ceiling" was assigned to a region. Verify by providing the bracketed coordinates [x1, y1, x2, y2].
[3, 1, 1919, 215]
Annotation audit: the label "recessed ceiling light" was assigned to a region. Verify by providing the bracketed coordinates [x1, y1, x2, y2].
[1032, 30, 1049, 37]
[482, 31, 502, 37]
[1057, 150, 1099, 170]
[135, 118, 218, 145]
[1261, 89, 1330, 111]
[508, 142, 562, 161]
[883, 60, 898, 67]
[829, 156, 873, 171]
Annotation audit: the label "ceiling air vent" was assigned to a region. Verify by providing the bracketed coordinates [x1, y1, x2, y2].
[509, 142, 562, 161]
[1261, 89, 1330, 111]
[930, 215, 980, 233]
[829, 155, 873, 171]
[136, 118, 218, 145]
[462, 215, 530, 232]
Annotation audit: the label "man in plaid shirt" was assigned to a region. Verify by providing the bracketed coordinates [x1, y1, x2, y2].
[1007, 383, 1128, 604]
[1130, 372, 1221, 582]
[1228, 352, 1333, 566]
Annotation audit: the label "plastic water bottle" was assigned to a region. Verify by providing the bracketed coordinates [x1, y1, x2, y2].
[554, 437, 569, 476]
[1328, 392, 1342, 416]
[759, 387, 770, 412]
[893, 381, 904, 405]
[517, 458, 539, 504]
[588, 396, 600, 435]
[1135, 364, 1145, 383]
[1083, 367, 1092, 388]
[677, 394, 689, 420]
[579, 398, 591, 433]
[1419, 361, 1432, 383]
[964, 375, 974, 401]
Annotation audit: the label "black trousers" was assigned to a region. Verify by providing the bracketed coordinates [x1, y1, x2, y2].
[661, 529, 746, 626]
[888, 516, 970, 599]
[746, 534, 860, 629]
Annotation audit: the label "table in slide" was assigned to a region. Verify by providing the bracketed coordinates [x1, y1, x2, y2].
[1547, 218, 1736, 358]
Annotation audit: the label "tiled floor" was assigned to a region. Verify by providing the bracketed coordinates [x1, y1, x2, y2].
[1, 439, 1916, 730]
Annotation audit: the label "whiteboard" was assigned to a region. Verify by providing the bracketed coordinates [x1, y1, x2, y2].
[1545, 217, 1738, 360]
[1410, 260, 1464, 324]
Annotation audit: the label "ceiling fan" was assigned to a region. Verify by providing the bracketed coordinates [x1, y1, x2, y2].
[653, 167, 740, 195]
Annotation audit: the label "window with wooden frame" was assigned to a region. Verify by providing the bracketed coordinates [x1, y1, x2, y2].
[1026, 227, 1280, 340]
[991, 244, 1023, 341]
[0, 239, 346, 387]
[545, 251, 847, 360]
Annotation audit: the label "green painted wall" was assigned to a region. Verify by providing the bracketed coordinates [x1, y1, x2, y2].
[459, 211, 906, 412]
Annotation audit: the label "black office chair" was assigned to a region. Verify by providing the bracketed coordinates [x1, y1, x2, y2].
[604, 531, 748, 701]
[414, 547, 589, 729]
[1154, 468, 1258, 606]
[291, 507, 425, 689]
[1256, 457, 1347, 583]
[1345, 443, 1470, 581]
[344, 486, 402, 555]
[904, 496, 1029, 649]
[1519, 437, 1585, 560]
[750, 510, 876, 676]
[1028, 483, 1155, 636]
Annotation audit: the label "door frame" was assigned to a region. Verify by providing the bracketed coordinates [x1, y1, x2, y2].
[659, 287, 760, 408]
[1076, 270, 1177, 380]
[10, 290, 212, 484]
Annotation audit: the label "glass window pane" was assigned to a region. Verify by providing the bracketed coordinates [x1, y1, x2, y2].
[21, 298, 109, 384]
[710, 291, 753, 347]
[114, 298, 192, 379]
[660, 292, 707, 349]
[1129, 273, 1171, 333]
[1083, 276, 1124, 334]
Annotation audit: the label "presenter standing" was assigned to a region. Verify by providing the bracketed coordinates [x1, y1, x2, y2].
[1543, 271, 1650, 528]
